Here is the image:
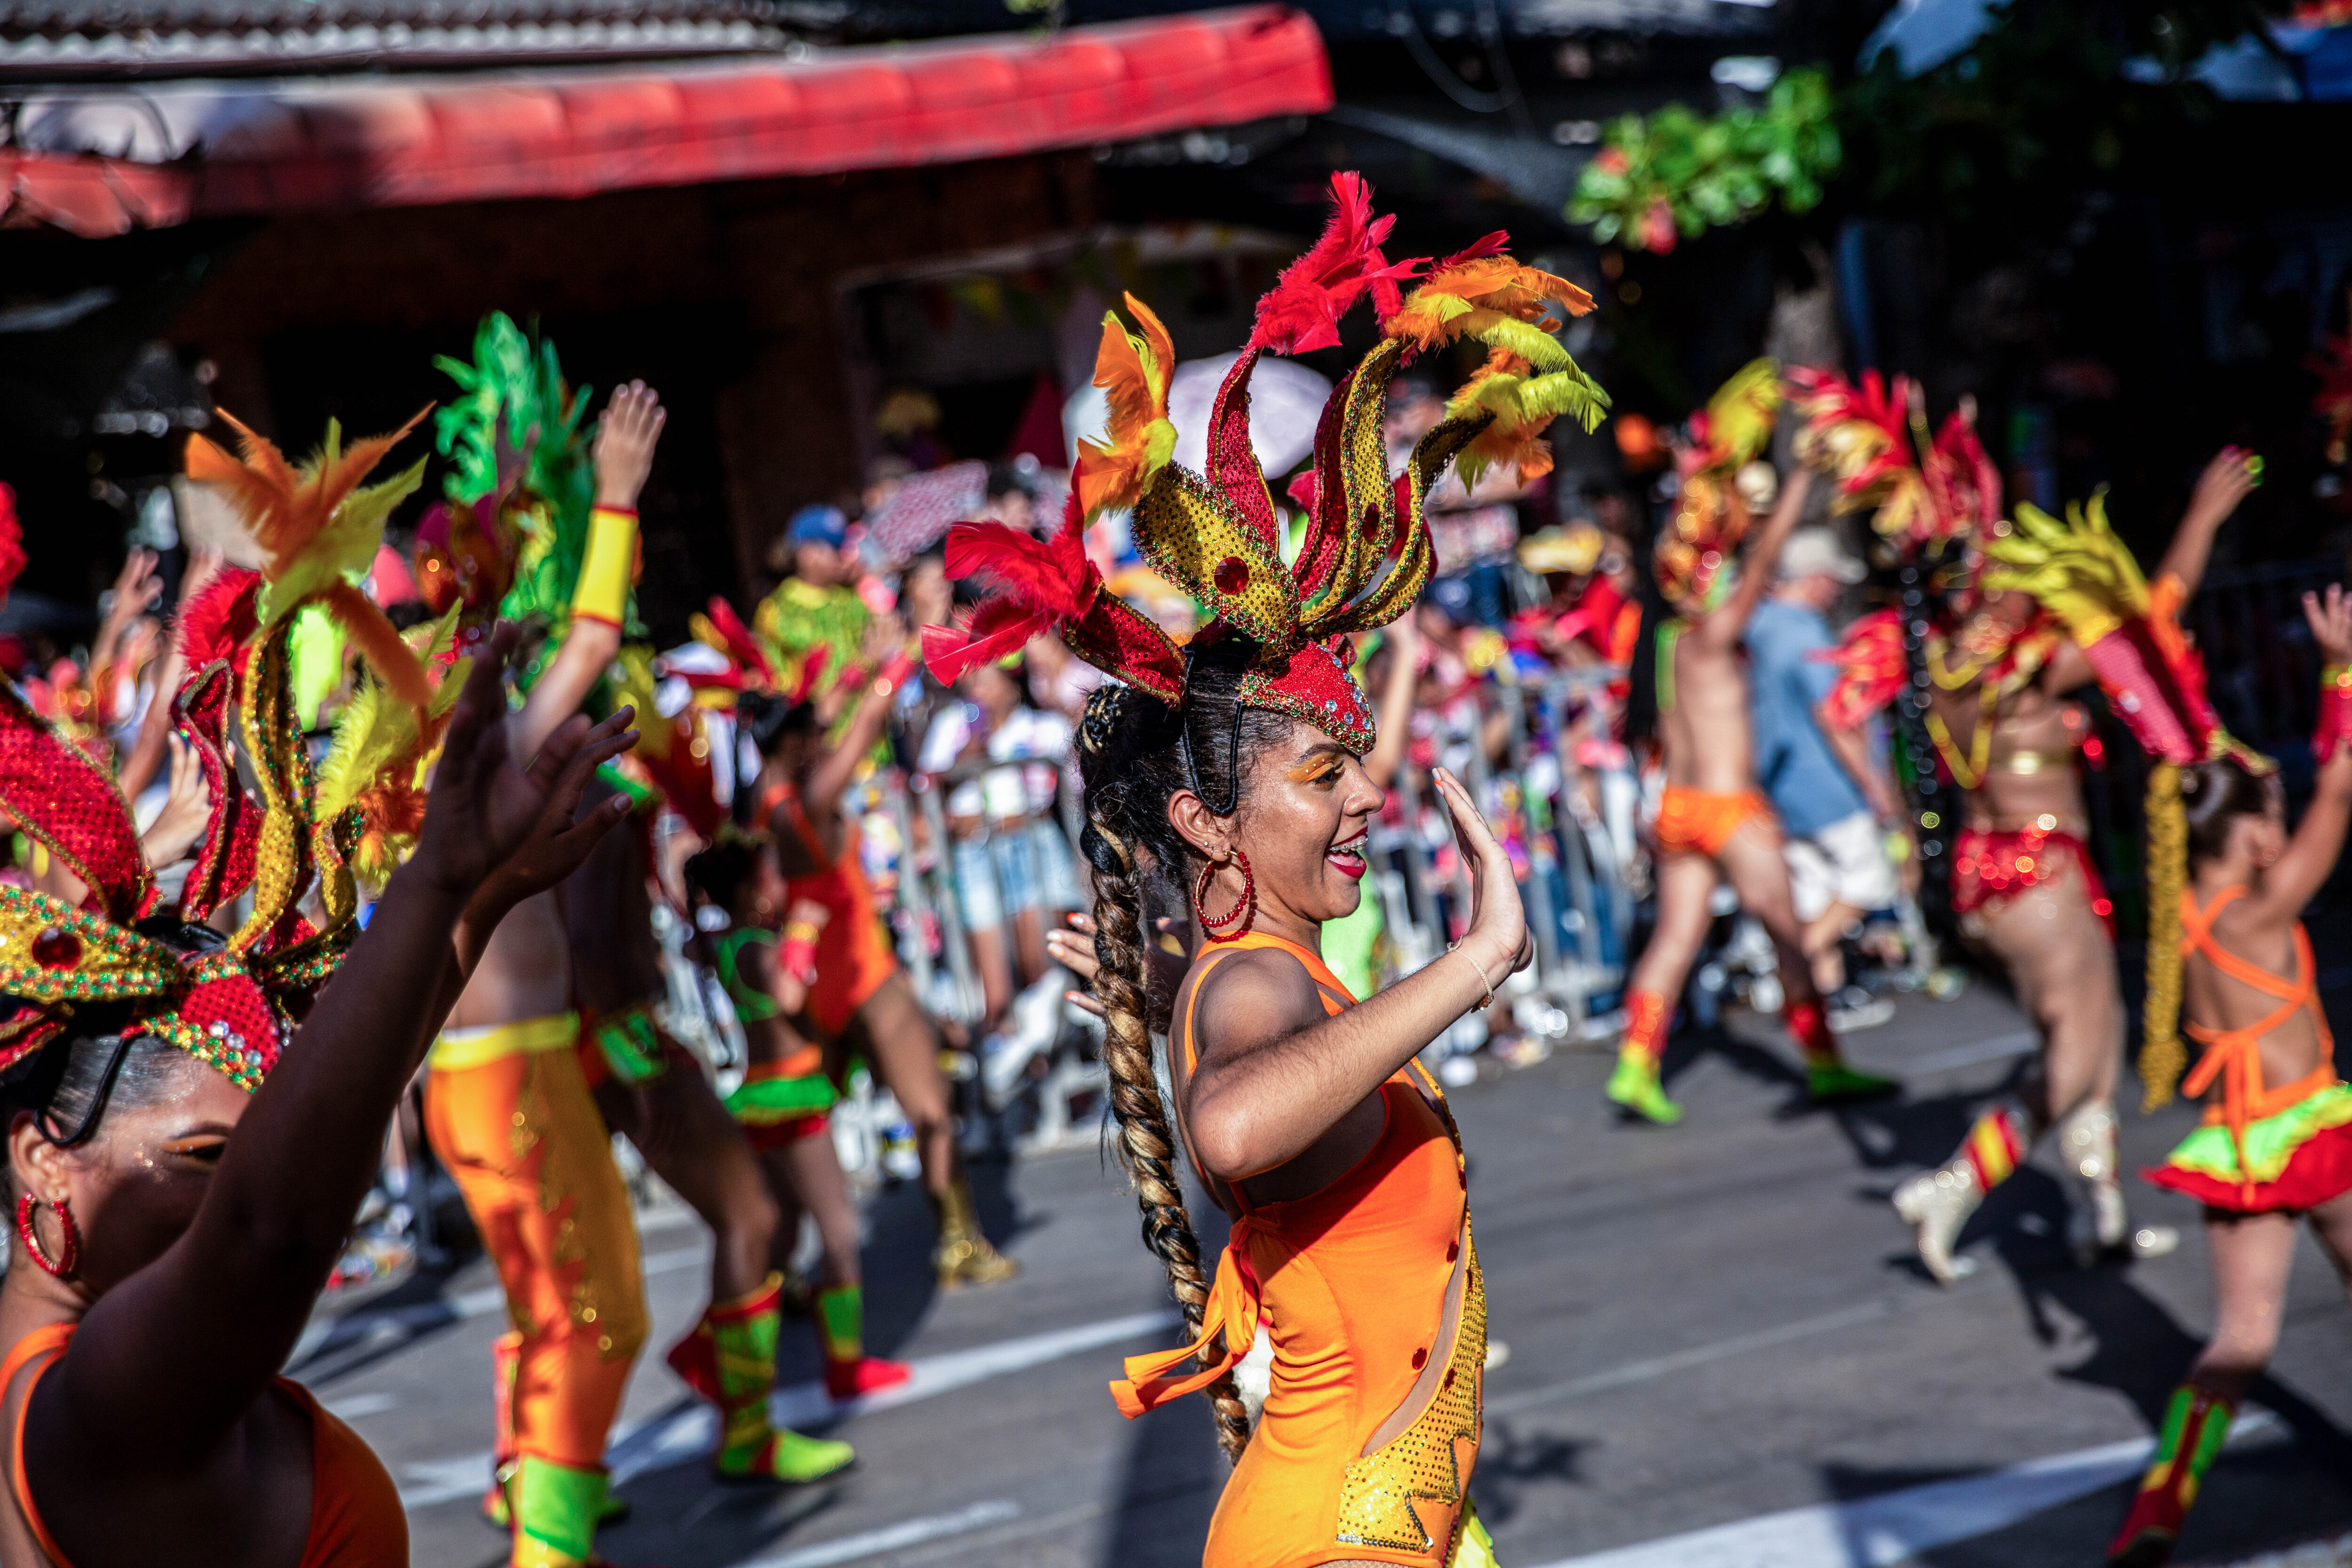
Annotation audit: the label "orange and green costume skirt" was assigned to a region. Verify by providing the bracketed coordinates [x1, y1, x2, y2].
[726, 1044, 838, 1151]
[2145, 1082, 2352, 1213]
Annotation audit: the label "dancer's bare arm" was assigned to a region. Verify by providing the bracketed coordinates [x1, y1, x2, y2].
[2155, 448, 2256, 597]
[1183, 770, 1527, 1182]
[1360, 613, 1422, 792]
[42, 626, 636, 1475]
[1696, 470, 1812, 652]
[2245, 587, 2352, 925]
[512, 382, 665, 760]
[797, 615, 908, 824]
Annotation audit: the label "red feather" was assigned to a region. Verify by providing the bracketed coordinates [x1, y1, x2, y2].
[1429, 231, 1510, 272]
[942, 520, 1092, 620]
[1249, 172, 1424, 355]
[922, 600, 1056, 686]
[177, 569, 262, 671]
[702, 596, 774, 688]
[0, 486, 24, 610]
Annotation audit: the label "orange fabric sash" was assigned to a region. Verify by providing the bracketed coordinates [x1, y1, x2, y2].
[1109, 1241, 1263, 1418]
[2179, 887, 2338, 1196]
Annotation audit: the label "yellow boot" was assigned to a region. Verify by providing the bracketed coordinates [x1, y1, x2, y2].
[932, 1178, 1019, 1289]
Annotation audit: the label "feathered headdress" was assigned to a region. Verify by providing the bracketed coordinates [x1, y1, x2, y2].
[927, 174, 1604, 756]
[1788, 369, 2002, 565]
[183, 412, 435, 717]
[1982, 493, 2273, 1110]
[1654, 359, 1780, 609]
[0, 427, 433, 1089]
[0, 484, 25, 611]
[433, 313, 597, 625]
[318, 608, 472, 890]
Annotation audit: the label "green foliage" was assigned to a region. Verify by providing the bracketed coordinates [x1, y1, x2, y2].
[1568, 68, 1841, 254]
[432, 312, 597, 629]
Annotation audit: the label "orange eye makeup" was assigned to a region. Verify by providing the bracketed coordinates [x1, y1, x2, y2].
[1287, 754, 1347, 786]
[159, 1133, 230, 1162]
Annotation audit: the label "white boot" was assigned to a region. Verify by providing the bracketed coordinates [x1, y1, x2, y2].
[1892, 1155, 1983, 1285]
[2057, 1098, 2178, 1263]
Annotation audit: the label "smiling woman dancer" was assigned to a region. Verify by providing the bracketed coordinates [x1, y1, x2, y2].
[929, 175, 1596, 1567]
[0, 451, 636, 1568]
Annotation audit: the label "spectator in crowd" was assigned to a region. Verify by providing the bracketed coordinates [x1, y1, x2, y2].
[1745, 526, 1902, 1026]
[918, 659, 1075, 1028]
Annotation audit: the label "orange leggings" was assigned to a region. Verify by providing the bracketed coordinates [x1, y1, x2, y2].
[425, 1031, 648, 1469]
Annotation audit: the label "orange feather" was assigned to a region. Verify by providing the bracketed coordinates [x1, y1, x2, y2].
[323, 581, 432, 713]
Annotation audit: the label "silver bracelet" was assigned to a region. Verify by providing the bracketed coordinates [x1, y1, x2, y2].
[1449, 941, 1494, 1011]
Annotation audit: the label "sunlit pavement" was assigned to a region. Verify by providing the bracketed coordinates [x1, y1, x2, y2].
[302, 979, 2352, 1568]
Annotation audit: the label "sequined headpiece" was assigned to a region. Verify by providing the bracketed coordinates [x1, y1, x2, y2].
[0, 419, 435, 1090]
[924, 173, 1605, 756]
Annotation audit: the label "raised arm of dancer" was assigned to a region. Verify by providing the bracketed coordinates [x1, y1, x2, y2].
[2243, 586, 2352, 925]
[2154, 448, 2256, 598]
[1359, 613, 1421, 792]
[34, 629, 637, 1471]
[1697, 469, 1813, 651]
[115, 547, 223, 802]
[1184, 769, 1527, 1181]
[511, 381, 665, 761]
[797, 614, 909, 822]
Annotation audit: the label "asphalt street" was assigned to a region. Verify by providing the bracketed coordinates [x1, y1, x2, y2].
[303, 979, 2352, 1568]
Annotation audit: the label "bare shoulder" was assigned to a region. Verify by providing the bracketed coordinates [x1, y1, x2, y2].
[1192, 946, 1328, 1054]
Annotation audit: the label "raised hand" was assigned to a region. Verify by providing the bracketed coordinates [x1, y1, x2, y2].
[1046, 910, 1106, 1018]
[2304, 583, 2352, 667]
[103, 549, 162, 631]
[593, 381, 666, 511]
[138, 734, 211, 869]
[410, 623, 638, 899]
[2186, 446, 2257, 530]
[1432, 765, 1532, 984]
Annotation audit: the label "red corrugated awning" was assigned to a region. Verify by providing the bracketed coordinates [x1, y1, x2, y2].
[1, 5, 1329, 238]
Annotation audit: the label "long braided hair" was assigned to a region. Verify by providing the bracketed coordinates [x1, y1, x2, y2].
[1077, 649, 1289, 1462]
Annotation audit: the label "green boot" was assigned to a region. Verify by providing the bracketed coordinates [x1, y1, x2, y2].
[509, 1456, 609, 1568]
[1807, 1060, 1899, 1102]
[1606, 1050, 1683, 1125]
[708, 1278, 856, 1484]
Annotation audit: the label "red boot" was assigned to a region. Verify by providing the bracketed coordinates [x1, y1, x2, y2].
[825, 1354, 913, 1401]
[817, 1283, 911, 1402]
[2106, 1385, 2233, 1567]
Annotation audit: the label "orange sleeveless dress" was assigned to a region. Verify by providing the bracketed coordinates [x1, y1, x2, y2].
[760, 780, 899, 1037]
[2146, 886, 2352, 1211]
[2, 1322, 406, 1567]
[1111, 932, 1486, 1567]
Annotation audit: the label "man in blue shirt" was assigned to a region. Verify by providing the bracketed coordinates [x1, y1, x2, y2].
[1746, 527, 1901, 1022]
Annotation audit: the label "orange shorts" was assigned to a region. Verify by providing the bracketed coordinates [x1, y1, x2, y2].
[1655, 786, 1772, 859]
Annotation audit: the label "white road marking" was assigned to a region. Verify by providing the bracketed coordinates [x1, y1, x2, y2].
[1485, 1303, 1896, 1417]
[321, 1391, 400, 1420]
[397, 1306, 1179, 1508]
[735, 1499, 1022, 1568]
[1528, 1412, 2280, 1568]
